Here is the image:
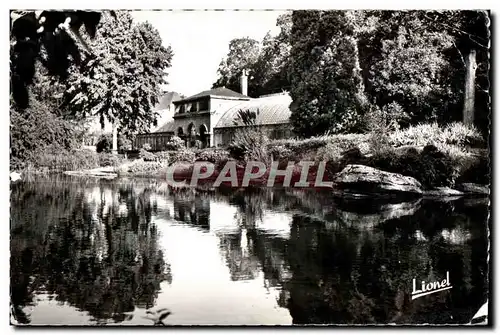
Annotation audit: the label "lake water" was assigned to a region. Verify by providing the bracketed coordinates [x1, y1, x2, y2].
[10, 175, 490, 325]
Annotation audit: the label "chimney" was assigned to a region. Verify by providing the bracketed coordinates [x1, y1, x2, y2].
[240, 69, 248, 96]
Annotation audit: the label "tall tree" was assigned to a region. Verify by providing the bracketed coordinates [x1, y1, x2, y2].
[367, 11, 455, 124]
[213, 13, 293, 98]
[421, 11, 490, 131]
[212, 37, 260, 96]
[251, 13, 293, 97]
[61, 11, 173, 152]
[289, 10, 371, 137]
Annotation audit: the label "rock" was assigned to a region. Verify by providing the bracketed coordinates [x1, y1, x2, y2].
[333, 164, 423, 195]
[456, 183, 490, 195]
[334, 200, 422, 228]
[424, 187, 464, 197]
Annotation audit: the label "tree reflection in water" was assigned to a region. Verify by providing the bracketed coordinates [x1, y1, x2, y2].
[10, 176, 171, 324]
[11, 176, 489, 325]
[204, 188, 489, 325]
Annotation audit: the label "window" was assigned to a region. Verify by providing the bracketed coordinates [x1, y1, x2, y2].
[198, 99, 209, 111]
[188, 103, 197, 113]
[178, 104, 185, 114]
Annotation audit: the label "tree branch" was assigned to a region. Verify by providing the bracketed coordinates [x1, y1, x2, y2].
[452, 40, 466, 67]
[423, 13, 489, 49]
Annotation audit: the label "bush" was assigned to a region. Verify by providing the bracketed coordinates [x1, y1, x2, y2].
[368, 145, 457, 188]
[127, 160, 166, 176]
[118, 135, 133, 151]
[268, 144, 296, 162]
[228, 128, 269, 163]
[34, 148, 99, 171]
[270, 133, 370, 160]
[388, 123, 484, 149]
[442, 122, 485, 147]
[165, 136, 185, 151]
[142, 143, 152, 151]
[98, 153, 123, 167]
[169, 149, 196, 164]
[195, 149, 230, 164]
[139, 148, 157, 162]
[96, 134, 112, 153]
[10, 100, 82, 170]
[155, 151, 170, 162]
[316, 142, 346, 162]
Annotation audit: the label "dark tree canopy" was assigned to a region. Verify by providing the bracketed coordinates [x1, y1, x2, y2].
[10, 10, 108, 108]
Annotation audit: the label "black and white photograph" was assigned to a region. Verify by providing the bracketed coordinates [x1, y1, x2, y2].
[8, 7, 492, 326]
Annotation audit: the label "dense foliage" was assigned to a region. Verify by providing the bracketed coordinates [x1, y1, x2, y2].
[10, 10, 173, 171]
[288, 10, 490, 137]
[62, 11, 173, 133]
[215, 10, 489, 137]
[212, 13, 292, 98]
[10, 10, 105, 108]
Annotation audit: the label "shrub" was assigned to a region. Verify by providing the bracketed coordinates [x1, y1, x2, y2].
[196, 149, 230, 164]
[442, 122, 485, 147]
[139, 148, 157, 162]
[316, 142, 347, 162]
[10, 99, 82, 170]
[96, 134, 112, 153]
[142, 143, 152, 151]
[169, 149, 196, 164]
[165, 136, 185, 151]
[270, 133, 370, 160]
[368, 145, 457, 188]
[127, 160, 166, 176]
[155, 151, 170, 162]
[118, 135, 133, 151]
[98, 153, 123, 167]
[228, 128, 269, 163]
[268, 144, 296, 162]
[34, 148, 99, 171]
[388, 123, 484, 149]
[365, 103, 410, 154]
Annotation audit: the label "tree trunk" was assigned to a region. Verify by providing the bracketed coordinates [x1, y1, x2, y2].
[112, 122, 118, 154]
[350, 36, 369, 107]
[463, 49, 477, 126]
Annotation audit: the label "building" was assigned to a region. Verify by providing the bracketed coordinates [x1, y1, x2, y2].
[84, 91, 182, 149]
[134, 91, 183, 150]
[134, 72, 294, 151]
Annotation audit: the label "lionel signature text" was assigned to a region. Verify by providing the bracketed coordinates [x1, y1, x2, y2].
[412, 271, 452, 300]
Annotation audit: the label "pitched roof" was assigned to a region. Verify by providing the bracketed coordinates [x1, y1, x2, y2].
[176, 87, 250, 103]
[214, 93, 292, 129]
[154, 92, 182, 111]
[154, 120, 176, 133]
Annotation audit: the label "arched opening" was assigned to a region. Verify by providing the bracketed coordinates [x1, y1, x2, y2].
[199, 124, 209, 148]
[187, 123, 197, 148]
[177, 127, 184, 137]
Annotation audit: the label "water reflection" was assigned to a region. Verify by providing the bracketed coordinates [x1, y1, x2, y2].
[10, 175, 489, 325]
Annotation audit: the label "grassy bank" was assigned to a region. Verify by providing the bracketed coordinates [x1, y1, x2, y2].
[18, 123, 488, 190]
[20, 149, 126, 175]
[112, 122, 488, 190]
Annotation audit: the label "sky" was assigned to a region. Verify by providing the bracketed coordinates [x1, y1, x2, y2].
[131, 10, 286, 97]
